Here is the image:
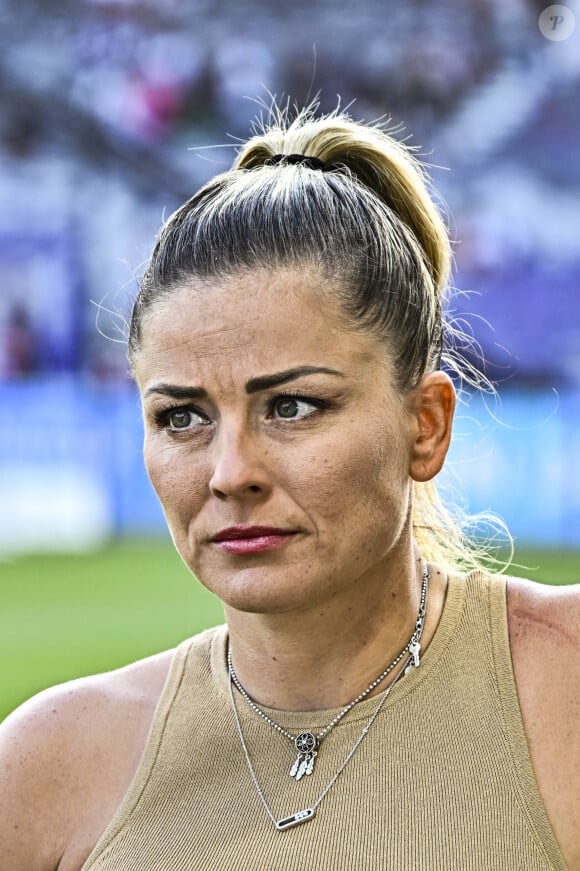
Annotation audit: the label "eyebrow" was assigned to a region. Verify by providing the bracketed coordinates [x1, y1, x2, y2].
[246, 366, 345, 393]
[143, 366, 345, 399]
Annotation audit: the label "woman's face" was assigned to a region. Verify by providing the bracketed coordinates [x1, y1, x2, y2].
[134, 267, 424, 616]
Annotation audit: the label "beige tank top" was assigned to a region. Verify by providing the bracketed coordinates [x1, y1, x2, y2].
[82, 571, 567, 870]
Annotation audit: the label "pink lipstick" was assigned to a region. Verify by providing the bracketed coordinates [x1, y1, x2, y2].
[211, 526, 298, 555]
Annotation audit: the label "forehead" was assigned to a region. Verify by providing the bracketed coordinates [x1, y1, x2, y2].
[133, 267, 389, 385]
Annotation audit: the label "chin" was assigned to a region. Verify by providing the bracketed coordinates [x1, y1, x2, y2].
[200, 566, 325, 616]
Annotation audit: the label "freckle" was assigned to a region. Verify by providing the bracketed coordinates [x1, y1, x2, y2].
[272, 656, 277, 662]
[52, 709, 57, 714]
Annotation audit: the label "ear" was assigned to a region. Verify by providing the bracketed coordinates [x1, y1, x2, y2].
[408, 372, 455, 483]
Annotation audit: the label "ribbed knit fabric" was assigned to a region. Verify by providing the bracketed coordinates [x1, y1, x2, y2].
[82, 572, 567, 870]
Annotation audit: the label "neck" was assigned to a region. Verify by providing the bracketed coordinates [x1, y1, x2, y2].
[226, 548, 443, 712]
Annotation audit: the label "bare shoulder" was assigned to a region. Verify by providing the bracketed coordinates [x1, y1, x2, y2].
[507, 576, 580, 867]
[507, 575, 580, 756]
[0, 648, 175, 871]
[507, 575, 580, 685]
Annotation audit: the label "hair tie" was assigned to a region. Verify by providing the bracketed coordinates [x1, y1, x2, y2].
[265, 153, 327, 171]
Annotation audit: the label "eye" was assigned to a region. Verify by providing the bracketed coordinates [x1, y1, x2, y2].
[168, 409, 195, 429]
[270, 395, 322, 421]
[155, 406, 209, 431]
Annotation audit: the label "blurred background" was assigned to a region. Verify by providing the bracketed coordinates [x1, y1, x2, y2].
[1, 0, 579, 719]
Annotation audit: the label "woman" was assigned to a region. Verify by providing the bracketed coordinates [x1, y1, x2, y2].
[0, 106, 578, 870]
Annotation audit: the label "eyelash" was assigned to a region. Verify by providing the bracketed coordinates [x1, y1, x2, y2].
[153, 392, 331, 431]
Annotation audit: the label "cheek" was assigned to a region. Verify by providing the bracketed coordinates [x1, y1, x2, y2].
[144, 439, 206, 525]
[297, 421, 410, 527]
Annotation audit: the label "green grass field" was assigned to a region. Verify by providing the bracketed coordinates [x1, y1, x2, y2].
[0, 538, 578, 722]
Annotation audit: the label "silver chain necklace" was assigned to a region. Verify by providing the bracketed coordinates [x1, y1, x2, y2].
[228, 563, 428, 780]
[229, 650, 410, 830]
[227, 565, 429, 831]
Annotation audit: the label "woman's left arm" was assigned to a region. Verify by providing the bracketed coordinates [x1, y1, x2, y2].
[508, 577, 580, 870]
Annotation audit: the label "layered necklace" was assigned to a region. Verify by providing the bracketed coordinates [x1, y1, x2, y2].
[227, 564, 429, 830]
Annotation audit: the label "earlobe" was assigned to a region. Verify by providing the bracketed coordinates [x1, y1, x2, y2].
[409, 372, 456, 483]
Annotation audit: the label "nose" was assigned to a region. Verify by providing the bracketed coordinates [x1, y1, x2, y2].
[208, 424, 272, 500]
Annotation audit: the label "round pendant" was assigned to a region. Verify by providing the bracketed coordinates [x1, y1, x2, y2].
[294, 731, 318, 754]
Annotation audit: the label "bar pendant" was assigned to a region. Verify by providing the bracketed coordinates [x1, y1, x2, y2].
[275, 808, 316, 830]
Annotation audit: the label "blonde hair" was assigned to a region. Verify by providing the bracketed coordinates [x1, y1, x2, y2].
[235, 110, 451, 294]
[131, 102, 510, 574]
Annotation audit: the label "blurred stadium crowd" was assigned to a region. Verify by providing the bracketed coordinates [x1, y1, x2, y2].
[0, 0, 579, 549]
[0, 0, 578, 385]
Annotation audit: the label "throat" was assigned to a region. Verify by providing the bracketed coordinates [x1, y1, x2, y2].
[226, 564, 430, 712]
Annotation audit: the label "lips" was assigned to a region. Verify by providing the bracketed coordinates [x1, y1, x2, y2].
[211, 526, 296, 542]
[210, 526, 299, 556]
